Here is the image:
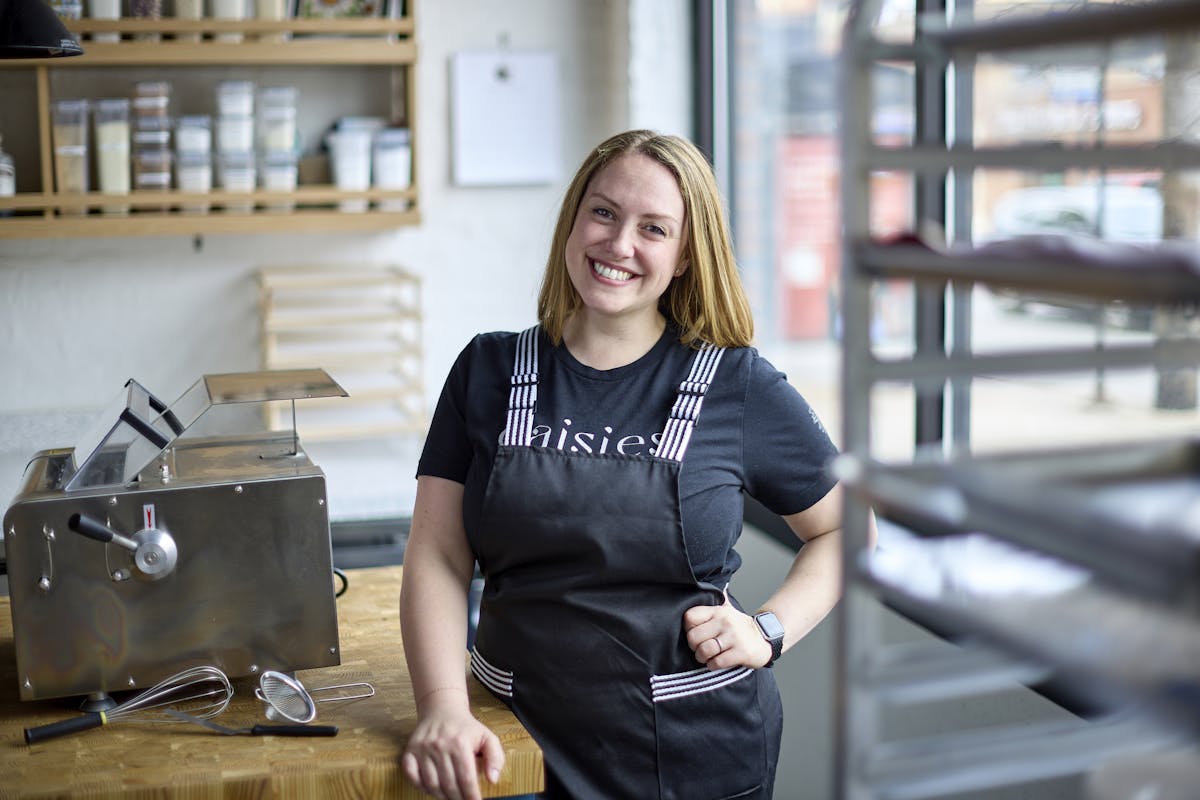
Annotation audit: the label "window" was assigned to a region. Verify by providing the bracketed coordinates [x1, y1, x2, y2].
[721, 0, 1200, 458]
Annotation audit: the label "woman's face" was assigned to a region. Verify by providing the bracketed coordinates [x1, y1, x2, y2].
[564, 152, 688, 327]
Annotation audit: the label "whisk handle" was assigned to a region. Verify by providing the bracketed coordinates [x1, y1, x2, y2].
[25, 712, 106, 744]
[251, 724, 339, 736]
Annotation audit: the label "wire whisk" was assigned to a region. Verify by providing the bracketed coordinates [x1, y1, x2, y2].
[25, 665, 233, 745]
[255, 670, 375, 724]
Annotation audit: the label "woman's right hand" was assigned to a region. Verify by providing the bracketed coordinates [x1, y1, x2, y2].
[401, 702, 506, 800]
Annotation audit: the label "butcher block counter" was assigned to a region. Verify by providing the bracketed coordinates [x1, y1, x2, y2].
[0, 565, 544, 799]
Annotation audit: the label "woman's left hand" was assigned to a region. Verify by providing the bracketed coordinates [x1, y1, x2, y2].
[683, 597, 772, 669]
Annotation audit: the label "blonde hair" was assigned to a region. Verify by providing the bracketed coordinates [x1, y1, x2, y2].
[536, 130, 754, 348]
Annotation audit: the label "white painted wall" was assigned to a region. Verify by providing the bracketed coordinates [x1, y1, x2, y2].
[0, 0, 644, 516]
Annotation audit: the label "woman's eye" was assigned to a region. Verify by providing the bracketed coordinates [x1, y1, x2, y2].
[644, 224, 666, 237]
[592, 207, 614, 220]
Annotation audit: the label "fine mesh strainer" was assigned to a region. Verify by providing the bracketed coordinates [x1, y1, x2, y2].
[255, 670, 375, 724]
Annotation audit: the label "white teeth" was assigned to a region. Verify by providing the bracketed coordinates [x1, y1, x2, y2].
[591, 260, 634, 282]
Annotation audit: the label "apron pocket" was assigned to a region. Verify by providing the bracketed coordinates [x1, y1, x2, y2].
[651, 666, 765, 800]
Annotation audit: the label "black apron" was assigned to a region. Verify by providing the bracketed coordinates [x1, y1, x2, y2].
[469, 326, 783, 800]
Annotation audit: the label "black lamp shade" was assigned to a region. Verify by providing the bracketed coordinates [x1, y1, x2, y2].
[0, 0, 84, 58]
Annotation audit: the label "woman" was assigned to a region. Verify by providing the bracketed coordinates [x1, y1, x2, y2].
[400, 130, 851, 800]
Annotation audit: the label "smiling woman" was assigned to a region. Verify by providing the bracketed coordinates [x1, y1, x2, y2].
[560, 152, 687, 349]
[398, 129, 855, 800]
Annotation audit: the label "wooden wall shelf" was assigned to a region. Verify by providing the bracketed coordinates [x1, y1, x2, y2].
[0, 11, 419, 240]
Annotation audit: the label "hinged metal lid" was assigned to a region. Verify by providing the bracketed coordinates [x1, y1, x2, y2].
[66, 369, 346, 492]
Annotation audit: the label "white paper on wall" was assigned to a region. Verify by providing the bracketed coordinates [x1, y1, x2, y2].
[450, 49, 562, 187]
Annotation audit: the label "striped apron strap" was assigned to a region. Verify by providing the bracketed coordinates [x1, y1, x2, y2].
[657, 343, 725, 462]
[502, 326, 540, 447]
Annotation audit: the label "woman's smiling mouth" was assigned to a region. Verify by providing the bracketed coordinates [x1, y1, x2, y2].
[591, 259, 636, 282]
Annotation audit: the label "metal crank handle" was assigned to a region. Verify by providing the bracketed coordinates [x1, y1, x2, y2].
[24, 712, 107, 744]
[68, 513, 138, 552]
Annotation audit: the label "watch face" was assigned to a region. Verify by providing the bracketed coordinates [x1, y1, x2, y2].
[756, 612, 785, 641]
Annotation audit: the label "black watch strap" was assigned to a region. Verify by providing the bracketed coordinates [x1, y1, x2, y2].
[753, 611, 785, 667]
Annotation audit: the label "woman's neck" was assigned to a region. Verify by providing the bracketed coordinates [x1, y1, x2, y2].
[561, 312, 667, 370]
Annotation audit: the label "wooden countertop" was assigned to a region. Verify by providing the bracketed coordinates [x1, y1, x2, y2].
[0, 565, 543, 799]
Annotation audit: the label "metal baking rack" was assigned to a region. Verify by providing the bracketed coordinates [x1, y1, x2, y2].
[837, 1, 1200, 797]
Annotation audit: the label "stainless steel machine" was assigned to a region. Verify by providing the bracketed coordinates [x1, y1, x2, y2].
[3, 369, 348, 704]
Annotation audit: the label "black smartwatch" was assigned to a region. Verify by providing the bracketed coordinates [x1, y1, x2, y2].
[753, 611, 785, 667]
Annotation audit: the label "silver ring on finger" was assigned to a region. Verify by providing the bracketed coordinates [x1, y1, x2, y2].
[714, 636, 723, 653]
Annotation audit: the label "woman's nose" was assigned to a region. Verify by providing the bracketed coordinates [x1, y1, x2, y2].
[605, 224, 636, 258]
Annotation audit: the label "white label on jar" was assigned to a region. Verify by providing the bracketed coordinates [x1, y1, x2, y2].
[0, 173, 13, 197]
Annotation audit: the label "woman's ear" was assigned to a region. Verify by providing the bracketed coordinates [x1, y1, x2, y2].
[673, 261, 689, 278]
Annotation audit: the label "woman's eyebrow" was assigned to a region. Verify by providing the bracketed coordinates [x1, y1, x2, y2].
[588, 190, 681, 225]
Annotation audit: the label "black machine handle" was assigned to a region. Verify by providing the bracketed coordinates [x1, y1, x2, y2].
[67, 513, 138, 552]
[24, 712, 106, 744]
[68, 513, 117, 543]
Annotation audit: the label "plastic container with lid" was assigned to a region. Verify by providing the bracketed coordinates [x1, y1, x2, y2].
[174, 0, 202, 42]
[255, 0, 288, 42]
[133, 81, 171, 122]
[132, 148, 171, 213]
[89, 0, 120, 42]
[258, 87, 298, 153]
[131, 0, 162, 41]
[373, 127, 411, 212]
[216, 80, 255, 117]
[212, 0, 247, 42]
[94, 98, 132, 215]
[175, 115, 212, 155]
[260, 150, 297, 212]
[134, 147, 173, 189]
[326, 129, 372, 213]
[176, 152, 212, 215]
[132, 116, 172, 151]
[217, 115, 254, 154]
[218, 151, 256, 214]
[53, 99, 90, 216]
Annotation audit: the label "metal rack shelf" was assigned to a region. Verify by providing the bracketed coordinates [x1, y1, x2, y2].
[836, 1, 1200, 797]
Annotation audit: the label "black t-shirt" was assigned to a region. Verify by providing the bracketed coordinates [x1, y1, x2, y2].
[417, 325, 839, 583]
